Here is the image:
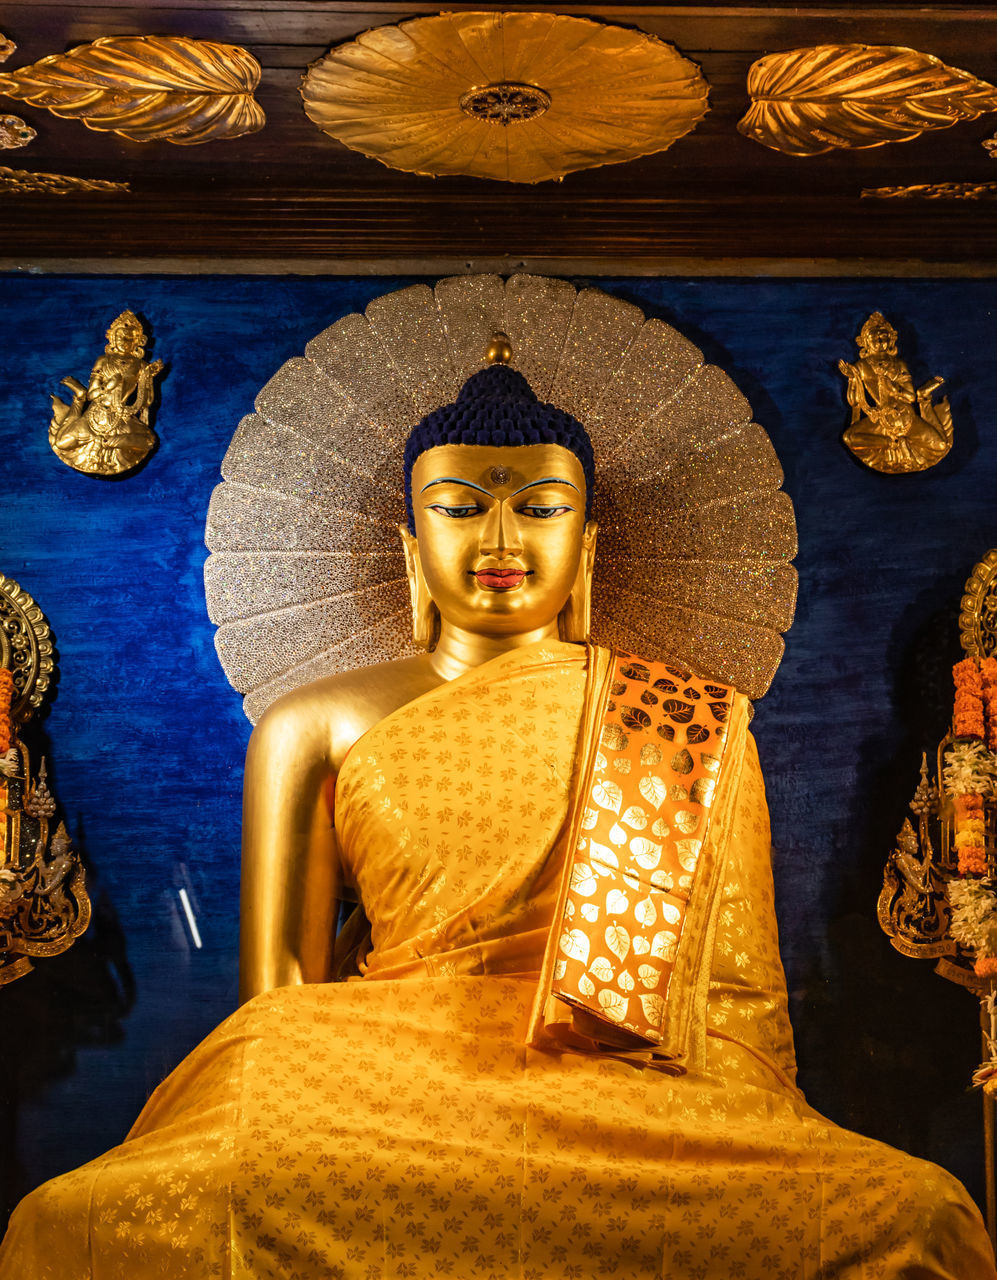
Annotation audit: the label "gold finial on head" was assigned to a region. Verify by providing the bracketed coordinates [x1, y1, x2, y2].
[486, 331, 513, 365]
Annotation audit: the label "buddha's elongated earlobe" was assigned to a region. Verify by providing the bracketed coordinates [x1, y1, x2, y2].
[559, 521, 597, 643]
[399, 526, 439, 649]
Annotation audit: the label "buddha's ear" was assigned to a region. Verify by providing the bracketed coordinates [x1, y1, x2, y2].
[398, 525, 439, 649]
[559, 520, 597, 643]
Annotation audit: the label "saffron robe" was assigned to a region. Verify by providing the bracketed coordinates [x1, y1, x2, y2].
[1, 641, 993, 1279]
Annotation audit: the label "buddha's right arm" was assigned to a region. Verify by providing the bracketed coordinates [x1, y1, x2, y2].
[239, 696, 341, 1003]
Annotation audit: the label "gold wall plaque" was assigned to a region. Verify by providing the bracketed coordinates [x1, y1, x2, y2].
[0, 34, 264, 145]
[739, 44, 997, 156]
[838, 312, 952, 474]
[0, 165, 129, 195]
[50, 311, 163, 476]
[301, 11, 709, 183]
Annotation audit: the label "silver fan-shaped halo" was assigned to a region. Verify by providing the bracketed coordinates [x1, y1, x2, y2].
[205, 275, 797, 722]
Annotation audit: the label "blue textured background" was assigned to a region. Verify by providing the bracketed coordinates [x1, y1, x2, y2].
[0, 274, 995, 1219]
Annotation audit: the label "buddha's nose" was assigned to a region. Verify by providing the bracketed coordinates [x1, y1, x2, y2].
[479, 501, 522, 558]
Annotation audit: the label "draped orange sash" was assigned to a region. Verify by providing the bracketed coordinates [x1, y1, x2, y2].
[529, 646, 742, 1070]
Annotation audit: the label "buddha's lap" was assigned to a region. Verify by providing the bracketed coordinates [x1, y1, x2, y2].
[2, 975, 993, 1280]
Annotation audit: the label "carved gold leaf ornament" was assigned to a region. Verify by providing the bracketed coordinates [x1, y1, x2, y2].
[739, 44, 997, 156]
[300, 11, 709, 183]
[0, 32, 14, 65]
[864, 182, 997, 201]
[0, 165, 129, 195]
[0, 35, 264, 145]
[0, 113, 33, 148]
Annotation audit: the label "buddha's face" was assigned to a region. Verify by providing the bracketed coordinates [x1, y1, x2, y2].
[407, 442, 594, 637]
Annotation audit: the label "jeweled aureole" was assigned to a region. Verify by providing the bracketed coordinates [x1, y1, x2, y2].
[301, 11, 708, 183]
[49, 310, 163, 476]
[740, 43, 997, 156]
[205, 275, 797, 723]
[839, 312, 952, 474]
[0, 34, 264, 145]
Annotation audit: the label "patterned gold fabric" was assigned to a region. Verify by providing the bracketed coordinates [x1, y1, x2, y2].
[533, 649, 737, 1061]
[1, 641, 993, 1278]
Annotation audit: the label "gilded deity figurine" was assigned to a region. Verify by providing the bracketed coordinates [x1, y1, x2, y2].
[839, 311, 952, 474]
[49, 310, 163, 476]
[2, 323, 994, 1278]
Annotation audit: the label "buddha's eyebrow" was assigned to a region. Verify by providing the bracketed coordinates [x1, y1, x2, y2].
[420, 477, 491, 496]
[510, 477, 579, 496]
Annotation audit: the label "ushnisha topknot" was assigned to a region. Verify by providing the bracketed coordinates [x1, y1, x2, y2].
[403, 363, 595, 530]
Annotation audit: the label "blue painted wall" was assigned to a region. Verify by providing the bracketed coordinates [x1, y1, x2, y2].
[0, 273, 994, 1218]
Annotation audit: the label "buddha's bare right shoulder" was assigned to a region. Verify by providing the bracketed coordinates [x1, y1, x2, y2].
[248, 655, 443, 772]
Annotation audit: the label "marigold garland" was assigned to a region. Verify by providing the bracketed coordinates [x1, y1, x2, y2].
[945, 655, 997, 976]
[0, 667, 13, 755]
[983, 657, 997, 751]
[954, 657, 986, 739]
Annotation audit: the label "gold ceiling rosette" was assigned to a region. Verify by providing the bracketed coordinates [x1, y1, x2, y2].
[300, 11, 709, 183]
[204, 275, 797, 723]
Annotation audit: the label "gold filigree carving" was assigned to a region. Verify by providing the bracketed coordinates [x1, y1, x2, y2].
[0, 578, 89, 985]
[739, 44, 997, 157]
[458, 82, 551, 125]
[838, 312, 952, 474]
[0, 575, 53, 725]
[301, 11, 708, 183]
[879, 759, 953, 960]
[0, 33, 14, 65]
[0, 113, 33, 148]
[863, 182, 997, 200]
[50, 311, 164, 476]
[0, 34, 264, 145]
[959, 551, 997, 660]
[880, 553, 997, 993]
[0, 744, 91, 985]
[0, 165, 129, 195]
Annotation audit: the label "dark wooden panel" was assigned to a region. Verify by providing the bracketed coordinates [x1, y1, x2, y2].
[2, 190, 994, 263]
[3, 3, 997, 264]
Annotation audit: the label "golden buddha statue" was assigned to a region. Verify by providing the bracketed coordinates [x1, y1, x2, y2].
[1, 289, 994, 1278]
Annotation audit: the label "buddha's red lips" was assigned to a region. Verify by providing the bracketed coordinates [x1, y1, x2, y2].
[472, 569, 530, 590]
